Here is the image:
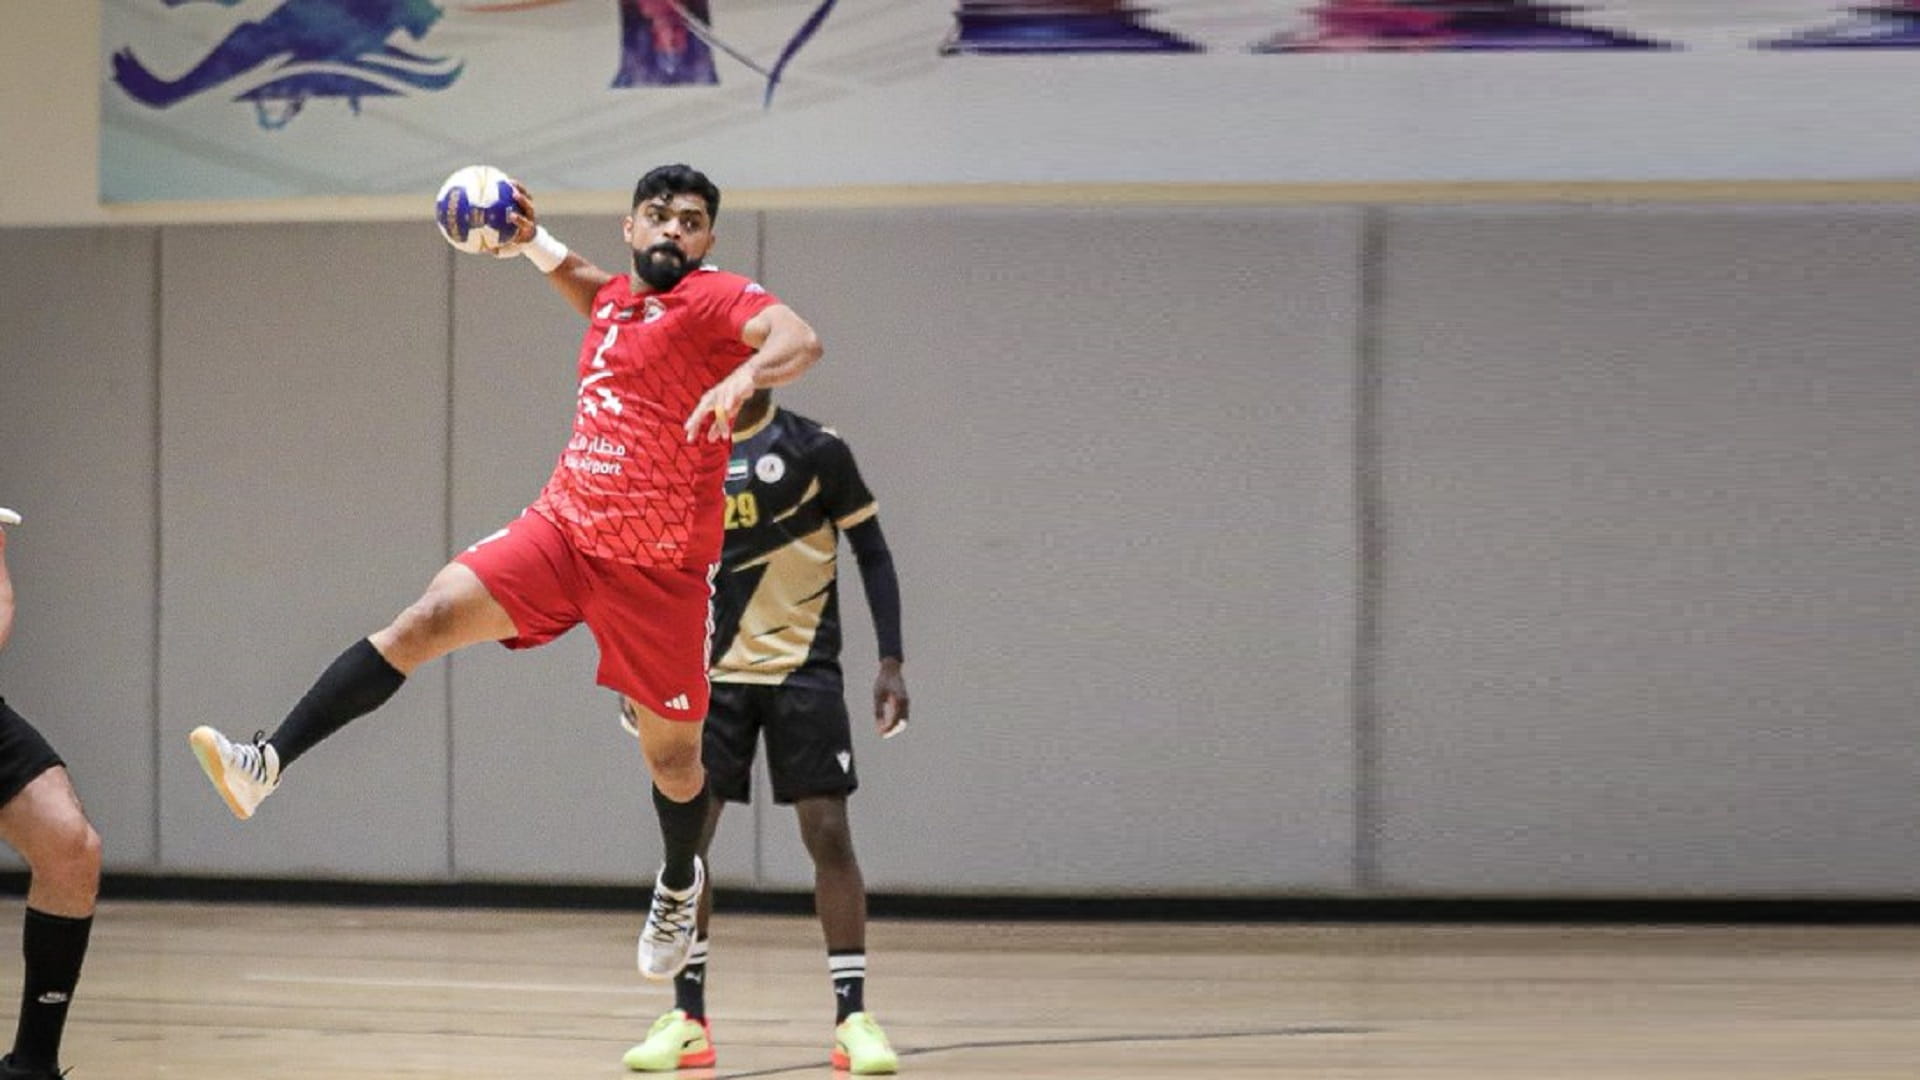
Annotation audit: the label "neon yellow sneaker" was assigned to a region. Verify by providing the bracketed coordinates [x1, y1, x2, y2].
[831, 1012, 899, 1074]
[622, 1008, 715, 1072]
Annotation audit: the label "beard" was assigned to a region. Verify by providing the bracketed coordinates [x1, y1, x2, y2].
[633, 242, 696, 291]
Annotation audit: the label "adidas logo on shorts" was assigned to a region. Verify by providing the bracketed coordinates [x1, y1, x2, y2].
[664, 694, 690, 711]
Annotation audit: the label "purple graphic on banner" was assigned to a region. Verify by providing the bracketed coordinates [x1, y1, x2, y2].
[615, 0, 718, 85]
[109, 0, 462, 130]
[1760, 3, 1920, 48]
[1251, 1, 1673, 53]
[941, 0, 1200, 55]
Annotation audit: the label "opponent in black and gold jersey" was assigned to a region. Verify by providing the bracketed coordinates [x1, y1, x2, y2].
[710, 398, 903, 695]
[622, 389, 909, 1075]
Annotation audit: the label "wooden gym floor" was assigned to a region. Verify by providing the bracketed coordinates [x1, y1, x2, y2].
[27, 900, 1920, 1078]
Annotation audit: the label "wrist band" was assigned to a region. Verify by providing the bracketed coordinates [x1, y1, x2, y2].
[522, 227, 569, 273]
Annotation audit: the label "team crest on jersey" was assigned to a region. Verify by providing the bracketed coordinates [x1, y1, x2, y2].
[642, 297, 666, 323]
[755, 454, 786, 483]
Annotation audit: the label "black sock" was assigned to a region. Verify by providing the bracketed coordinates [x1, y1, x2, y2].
[829, 950, 866, 1022]
[674, 937, 709, 1019]
[652, 782, 708, 892]
[268, 638, 406, 768]
[11, 908, 92, 1070]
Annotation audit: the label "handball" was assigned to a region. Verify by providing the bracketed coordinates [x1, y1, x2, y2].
[434, 164, 520, 255]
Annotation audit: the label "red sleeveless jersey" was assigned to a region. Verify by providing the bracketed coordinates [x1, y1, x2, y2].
[531, 267, 780, 567]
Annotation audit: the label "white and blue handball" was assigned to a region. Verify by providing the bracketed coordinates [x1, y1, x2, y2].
[434, 165, 521, 256]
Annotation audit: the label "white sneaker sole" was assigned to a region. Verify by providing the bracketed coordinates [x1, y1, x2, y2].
[188, 726, 257, 821]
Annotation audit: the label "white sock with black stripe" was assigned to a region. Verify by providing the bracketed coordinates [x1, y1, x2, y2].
[829, 950, 866, 1021]
[674, 937, 710, 1019]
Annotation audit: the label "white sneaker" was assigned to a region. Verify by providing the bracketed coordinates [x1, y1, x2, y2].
[637, 856, 704, 980]
[188, 726, 281, 820]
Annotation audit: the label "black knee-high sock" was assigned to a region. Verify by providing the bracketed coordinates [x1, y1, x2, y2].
[268, 638, 406, 768]
[674, 937, 710, 1019]
[11, 908, 91, 1069]
[653, 783, 708, 891]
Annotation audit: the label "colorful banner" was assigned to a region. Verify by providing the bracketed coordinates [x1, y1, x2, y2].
[100, 1, 1920, 202]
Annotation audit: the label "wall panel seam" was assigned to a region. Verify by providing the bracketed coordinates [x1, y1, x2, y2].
[444, 242, 458, 880]
[1352, 207, 1385, 893]
[150, 226, 165, 868]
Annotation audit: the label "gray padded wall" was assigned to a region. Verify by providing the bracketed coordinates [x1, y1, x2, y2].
[748, 208, 1364, 893]
[8, 203, 1920, 897]
[156, 224, 454, 876]
[447, 213, 764, 886]
[1372, 206, 1920, 895]
[0, 228, 160, 869]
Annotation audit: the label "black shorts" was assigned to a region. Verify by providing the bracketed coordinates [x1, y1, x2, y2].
[0, 697, 64, 809]
[702, 682, 857, 805]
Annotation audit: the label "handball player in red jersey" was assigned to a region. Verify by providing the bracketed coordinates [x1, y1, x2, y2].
[187, 164, 823, 982]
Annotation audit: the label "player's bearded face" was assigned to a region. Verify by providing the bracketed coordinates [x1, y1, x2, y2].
[627, 194, 713, 291]
[634, 242, 693, 291]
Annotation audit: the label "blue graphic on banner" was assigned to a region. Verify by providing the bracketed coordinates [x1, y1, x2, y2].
[1760, 3, 1920, 48]
[941, 2, 1200, 54]
[109, 0, 463, 130]
[762, 0, 841, 105]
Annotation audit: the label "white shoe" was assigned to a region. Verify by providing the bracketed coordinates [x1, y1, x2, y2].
[188, 726, 281, 820]
[637, 856, 704, 980]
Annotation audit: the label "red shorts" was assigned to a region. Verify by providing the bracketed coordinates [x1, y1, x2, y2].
[454, 510, 714, 721]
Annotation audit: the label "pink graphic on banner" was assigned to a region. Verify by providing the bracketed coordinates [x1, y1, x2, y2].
[1251, 1, 1673, 52]
[615, 0, 717, 85]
